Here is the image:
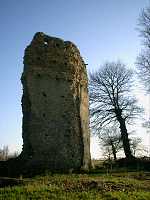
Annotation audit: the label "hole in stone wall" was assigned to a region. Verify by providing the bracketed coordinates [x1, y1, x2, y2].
[44, 41, 48, 45]
[37, 74, 41, 77]
[55, 43, 60, 47]
[42, 92, 47, 97]
[43, 113, 46, 118]
[53, 60, 57, 64]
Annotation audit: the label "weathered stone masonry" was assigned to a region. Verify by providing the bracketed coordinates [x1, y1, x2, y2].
[21, 32, 91, 171]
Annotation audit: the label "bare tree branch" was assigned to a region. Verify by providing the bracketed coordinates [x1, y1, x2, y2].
[137, 6, 150, 93]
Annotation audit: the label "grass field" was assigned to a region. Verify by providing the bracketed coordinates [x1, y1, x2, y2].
[0, 171, 150, 200]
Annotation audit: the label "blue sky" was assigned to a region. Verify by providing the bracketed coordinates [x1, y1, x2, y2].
[0, 0, 149, 157]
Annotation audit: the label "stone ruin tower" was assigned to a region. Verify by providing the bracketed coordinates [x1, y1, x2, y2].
[21, 32, 91, 171]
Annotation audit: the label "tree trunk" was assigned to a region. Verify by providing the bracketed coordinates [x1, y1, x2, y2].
[116, 109, 133, 159]
[111, 142, 117, 160]
[119, 117, 133, 158]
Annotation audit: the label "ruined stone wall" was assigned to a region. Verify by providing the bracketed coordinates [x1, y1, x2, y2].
[21, 32, 91, 171]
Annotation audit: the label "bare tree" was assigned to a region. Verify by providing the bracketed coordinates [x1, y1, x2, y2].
[0, 146, 19, 161]
[89, 62, 141, 159]
[137, 5, 150, 157]
[137, 6, 150, 92]
[142, 120, 150, 133]
[130, 137, 142, 156]
[0, 145, 9, 161]
[102, 146, 112, 160]
[99, 126, 122, 160]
